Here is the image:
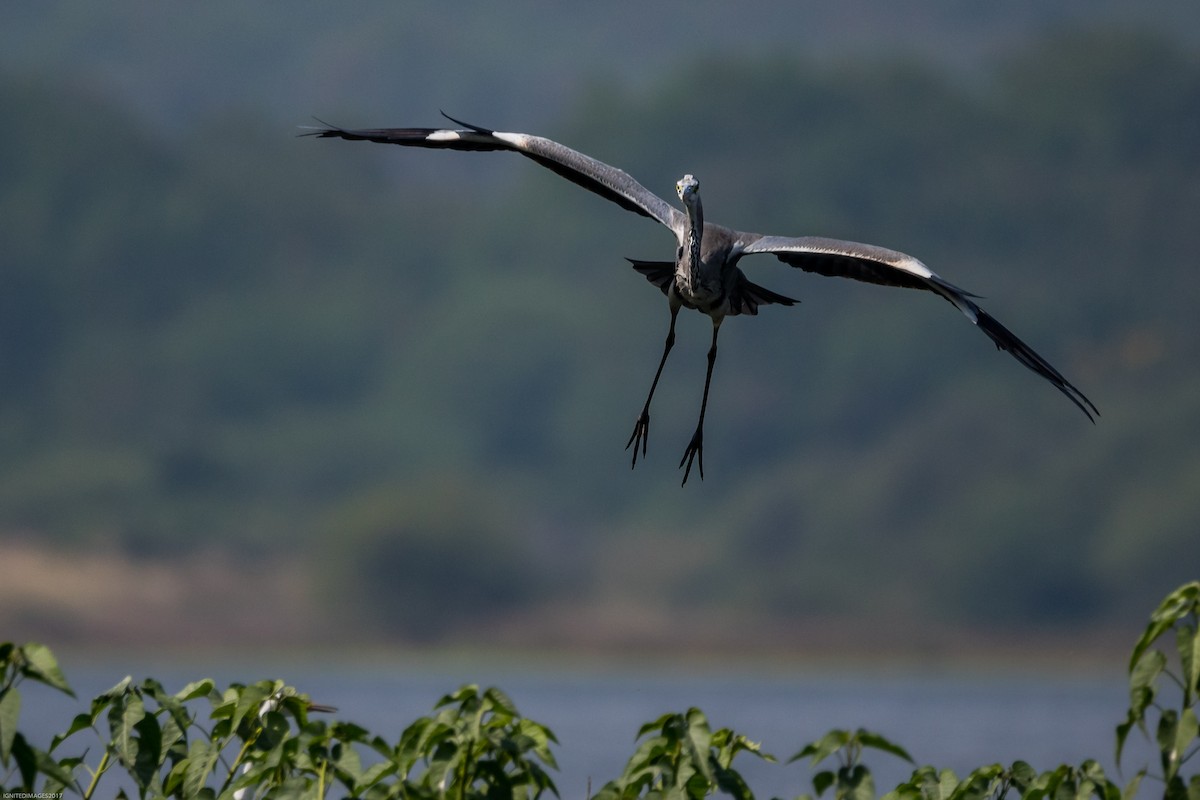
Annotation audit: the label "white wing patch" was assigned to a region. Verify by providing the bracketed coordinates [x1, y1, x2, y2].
[427, 130, 463, 142]
[493, 131, 530, 147]
[891, 254, 936, 280]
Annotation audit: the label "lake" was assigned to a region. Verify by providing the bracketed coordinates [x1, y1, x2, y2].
[19, 655, 1153, 798]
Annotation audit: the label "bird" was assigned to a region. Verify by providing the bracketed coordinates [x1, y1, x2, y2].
[305, 113, 1097, 485]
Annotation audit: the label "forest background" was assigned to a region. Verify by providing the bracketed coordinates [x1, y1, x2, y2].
[1, 1, 1198, 658]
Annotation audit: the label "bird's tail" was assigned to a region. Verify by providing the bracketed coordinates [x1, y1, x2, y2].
[627, 259, 674, 295]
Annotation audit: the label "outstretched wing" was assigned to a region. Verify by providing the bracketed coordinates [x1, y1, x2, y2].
[304, 113, 684, 231]
[737, 234, 1098, 421]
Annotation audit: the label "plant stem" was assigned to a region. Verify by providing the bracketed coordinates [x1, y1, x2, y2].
[82, 750, 111, 800]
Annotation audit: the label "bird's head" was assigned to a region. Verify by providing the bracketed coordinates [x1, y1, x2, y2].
[676, 174, 700, 204]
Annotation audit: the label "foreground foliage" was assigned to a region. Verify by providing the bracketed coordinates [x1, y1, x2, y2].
[2, 582, 1198, 798]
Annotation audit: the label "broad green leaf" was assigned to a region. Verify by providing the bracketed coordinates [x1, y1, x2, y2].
[1129, 649, 1165, 714]
[357, 758, 400, 789]
[951, 764, 1003, 800]
[10, 732, 38, 790]
[840, 763, 875, 800]
[683, 709, 714, 784]
[99, 675, 134, 701]
[332, 720, 370, 742]
[175, 678, 217, 702]
[83, 679, 127, 735]
[32, 740, 78, 788]
[18, 643, 74, 697]
[158, 709, 189, 760]
[436, 684, 480, 709]
[713, 762, 754, 800]
[332, 738, 364, 782]
[51, 711, 97, 752]
[132, 710, 163, 789]
[484, 685, 519, 717]
[0, 686, 19, 765]
[1116, 706, 1140, 766]
[813, 769, 836, 796]
[1178, 622, 1200, 706]
[183, 736, 219, 798]
[164, 755, 190, 795]
[1176, 709, 1199, 761]
[228, 681, 273, 735]
[1132, 583, 1200, 672]
[1120, 770, 1145, 800]
[1156, 708, 1195, 782]
[857, 729, 914, 763]
[791, 729, 851, 765]
[637, 712, 678, 740]
[934, 767, 962, 799]
[109, 692, 147, 767]
[1009, 760, 1037, 788]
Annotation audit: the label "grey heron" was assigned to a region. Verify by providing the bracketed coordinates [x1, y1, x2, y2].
[307, 113, 1096, 485]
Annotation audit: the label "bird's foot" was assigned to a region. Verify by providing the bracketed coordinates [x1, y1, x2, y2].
[625, 410, 651, 468]
[678, 428, 704, 485]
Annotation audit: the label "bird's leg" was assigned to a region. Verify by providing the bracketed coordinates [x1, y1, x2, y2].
[679, 320, 721, 485]
[626, 305, 679, 467]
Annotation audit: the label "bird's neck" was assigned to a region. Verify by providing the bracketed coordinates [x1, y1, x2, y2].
[680, 198, 704, 289]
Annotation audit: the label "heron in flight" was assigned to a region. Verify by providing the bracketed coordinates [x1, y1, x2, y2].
[307, 113, 1096, 484]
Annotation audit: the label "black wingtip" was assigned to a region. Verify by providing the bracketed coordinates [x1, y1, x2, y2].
[297, 116, 341, 138]
[439, 110, 491, 135]
[975, 309, 1098, 423]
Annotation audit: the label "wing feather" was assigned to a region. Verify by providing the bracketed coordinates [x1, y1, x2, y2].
[738, 234, 1097, 420]
[304, 114, 683, 230]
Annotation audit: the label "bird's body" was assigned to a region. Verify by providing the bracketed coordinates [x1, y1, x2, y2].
[307, 114, 1096, 484]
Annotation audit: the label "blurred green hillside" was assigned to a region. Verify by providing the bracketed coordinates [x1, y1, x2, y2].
[1, 12, 1198, 647]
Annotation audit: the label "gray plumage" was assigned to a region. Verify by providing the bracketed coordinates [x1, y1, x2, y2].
[306, 113, 1097, 485]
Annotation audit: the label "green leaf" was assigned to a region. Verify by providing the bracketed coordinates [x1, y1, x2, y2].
[183, 737, 219, 798]
[1156, 708, 1198, 783]
[1129, 649, 1166, 714]
[51, 711, 99, 752]
[1121, 770, 1145, 800]
[32, 740, 79, 788]
[109, 692, 147, 767]
[10, 732, 39, 790]
[857, 729, 914, 764]
[0, 686, 19, 766]
[683, 709, 715, 784]
[1132, 583, 1200, 672]
[356, 758, 399, 789]
[1116, 708, 1138, 766]
[175, 678, 217, 702]
[840, 763, 875, 800]
[952, 764, 1003, 800]
[98, 676, 134, 703]
[637, 712, 678, 740]
[131, 710, 163, 789]
[17, 643, 74, 697]
[1176, 709, 1199, 761]
[436, 683, 480, 709]
[791, 729, 851, 765]
[813, 769, 836, 796]
[484, 685, 519, 717]
[1178, 622, 1200, 706]
[229, 681, 274, 735]
[164, 755, 189, 795]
